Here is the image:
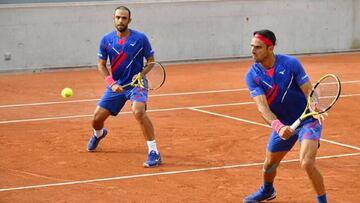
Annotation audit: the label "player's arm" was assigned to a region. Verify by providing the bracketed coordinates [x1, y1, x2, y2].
[98, 58, 123, 93]
[141, 34, 155, 76]
[253, 95, 294, 139]
[299, 80, 326, 123]
[97, 58, 110, 77]
[252, 94, 277, 124]
[299, 80, 312, 97]
[141, 56, 155, 76]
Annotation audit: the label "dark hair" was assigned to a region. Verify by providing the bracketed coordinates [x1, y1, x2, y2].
[115, 6, 131, 18]
[253, 29, 276, 46]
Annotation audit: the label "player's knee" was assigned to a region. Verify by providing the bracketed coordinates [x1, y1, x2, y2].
[133, 109, 145, 120]
[263, 163, 278, 174]
[300, 159, 315, 171]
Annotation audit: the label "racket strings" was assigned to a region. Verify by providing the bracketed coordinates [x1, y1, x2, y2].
[311, 76, 340, 112]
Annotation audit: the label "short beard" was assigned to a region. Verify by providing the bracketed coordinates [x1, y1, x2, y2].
[252, 56, 261, 63]
[116, 25, 128, 33]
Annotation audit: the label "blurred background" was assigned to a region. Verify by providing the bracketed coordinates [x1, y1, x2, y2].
[1, 0, 359, 72]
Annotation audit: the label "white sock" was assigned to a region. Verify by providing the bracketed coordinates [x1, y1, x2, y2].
[94, 129, 103, 138]
[147, 140, 159, 154]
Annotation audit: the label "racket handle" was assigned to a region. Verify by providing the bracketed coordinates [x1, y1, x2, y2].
[121, 83, 131, 88]
[290, 119, 301, 130]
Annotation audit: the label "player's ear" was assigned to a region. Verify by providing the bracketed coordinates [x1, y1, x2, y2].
[128, 17, 132, 24]
[268, 45, 274, 52]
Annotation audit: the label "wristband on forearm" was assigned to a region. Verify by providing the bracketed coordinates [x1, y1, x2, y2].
[271, 119, 285, 134]
[105, 76, 116, 87]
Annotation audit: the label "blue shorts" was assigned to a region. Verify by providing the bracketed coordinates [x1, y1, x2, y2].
[267, 119, 322, 152]
[98, 87, 148, 116]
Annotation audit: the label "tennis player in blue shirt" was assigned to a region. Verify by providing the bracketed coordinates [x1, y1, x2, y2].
[86, 6, 161, 168]
[243, 30, 327, 203]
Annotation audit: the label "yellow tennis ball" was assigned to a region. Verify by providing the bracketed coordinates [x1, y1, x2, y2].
[61, 87, 73, 98]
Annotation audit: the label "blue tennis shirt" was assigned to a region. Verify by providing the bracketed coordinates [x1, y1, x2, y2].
[245, 54, 310, 125]
[98, 29, 154, 86]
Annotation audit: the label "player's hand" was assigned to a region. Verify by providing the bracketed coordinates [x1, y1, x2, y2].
[310, 101, 327, 125]
[313, 112, 328, 125]
[278, 126, 294, 140]
[111, 83, 123, 93]
[131, 73, 144, 87]
[132, 72, 144, 82]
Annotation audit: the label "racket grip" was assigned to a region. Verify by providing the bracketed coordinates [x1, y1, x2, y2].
[290, 119, 301, 130]
[121, 83, 130, 88]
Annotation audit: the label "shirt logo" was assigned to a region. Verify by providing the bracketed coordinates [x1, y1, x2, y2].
[279, 70, 285, 75]
[130, 42, 137, 46]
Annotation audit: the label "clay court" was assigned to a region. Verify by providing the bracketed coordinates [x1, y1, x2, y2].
[0, 52, 359, 202]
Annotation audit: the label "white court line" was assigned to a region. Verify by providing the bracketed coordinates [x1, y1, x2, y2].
[1, 79, 359, 108]
[0, 99, 100, 108]
[0, 102, 255, 124]
[188, 107, 269, 128]
[188, 108, 360, 151]
[0, 88, 247, 108]
[1, 152, 359, 192]
[320, 138, 360, 151]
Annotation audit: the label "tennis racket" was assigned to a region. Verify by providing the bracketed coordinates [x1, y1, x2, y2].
[122, 61, 166, 90]
[290, 74, 341, 130]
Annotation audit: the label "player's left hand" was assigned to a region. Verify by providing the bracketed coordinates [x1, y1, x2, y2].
[313, 112, 328, 125]
[131, 73, 144, 87]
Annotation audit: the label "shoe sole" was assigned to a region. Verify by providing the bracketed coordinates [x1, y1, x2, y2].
[243, 192, 276, 203]
[143, 159, 162, 168]
[87, 137, 103, 152]
[266, 194, 276, 201]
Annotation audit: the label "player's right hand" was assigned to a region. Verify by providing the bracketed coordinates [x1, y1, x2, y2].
[111, 83, 123, 93]
[278, 126, 294, 140]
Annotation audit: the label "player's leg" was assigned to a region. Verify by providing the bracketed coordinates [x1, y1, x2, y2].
[298, 120, 327, 203]
[263, 150, 287, 186]
[87, 106, 111, 151]
[243, 151, 285, 203]
[130, 87, 161, 167]
[244, 131, 298, 203]
[92, 106, 111, 135]
[87, 89, 127, 151]
[132, 101, 155, 141]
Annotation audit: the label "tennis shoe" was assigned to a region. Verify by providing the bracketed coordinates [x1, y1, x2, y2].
[143, 150, 162, 168]
[243, 185, 276, 203]
[87, 128, 107, 151]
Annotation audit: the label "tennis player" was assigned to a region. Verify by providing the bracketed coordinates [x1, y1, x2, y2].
[243, 30, 327, 203]
[87, 6, 162, 168]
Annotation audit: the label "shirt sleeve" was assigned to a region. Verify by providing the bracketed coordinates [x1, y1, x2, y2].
[245, 69, 264, 97]
[142, 34, 154, 59]
[97, 36, 108, 60]
[291, 57, 309, 86]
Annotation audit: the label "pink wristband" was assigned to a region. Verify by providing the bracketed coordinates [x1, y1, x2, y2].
[271, 119, 285, 133]
[105, 76, 116, 87]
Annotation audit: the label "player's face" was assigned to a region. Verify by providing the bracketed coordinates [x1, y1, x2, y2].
[113, 9, 131, 33]
[251, 38, 273, 63]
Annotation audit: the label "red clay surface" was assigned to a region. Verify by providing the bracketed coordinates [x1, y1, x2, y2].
[0, 52, 359, 202]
